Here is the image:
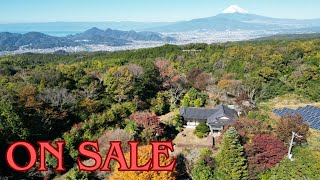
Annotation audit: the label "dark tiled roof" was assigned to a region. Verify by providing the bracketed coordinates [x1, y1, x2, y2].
[207, 105, 238, 125]
[180, 104, 238, 126]
[221, 104, 239, 119]
[180, 107, 219, 120]
[273, 105, 320, 130]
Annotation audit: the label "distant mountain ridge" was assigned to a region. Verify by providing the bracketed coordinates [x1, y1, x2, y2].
[0, 32, 76, 51]
[148, 12, 320, 32]
[0, 22, 174, 36]
[69, 27, 175, 43]
[0, 28, 176, 51]
[0, 5, 320, 34]
[2, 5, 320, 53]
[143, 5, 320, 32]
[2, 5, 320, 34]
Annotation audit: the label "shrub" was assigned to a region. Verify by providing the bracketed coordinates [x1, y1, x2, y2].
[194, 122, 210, 138]
[172, 114, 184, 131]
[66, 167, 89, 180]
[124, 121, 138, 134]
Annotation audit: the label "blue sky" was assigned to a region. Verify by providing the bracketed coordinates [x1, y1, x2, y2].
[1, 0, 320, 23]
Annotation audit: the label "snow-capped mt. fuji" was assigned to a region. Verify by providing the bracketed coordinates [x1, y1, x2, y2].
[222, 5, 249, 14]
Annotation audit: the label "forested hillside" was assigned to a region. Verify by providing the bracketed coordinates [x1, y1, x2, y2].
[0, 28, 175, 51]
[0, 37, 319, 179]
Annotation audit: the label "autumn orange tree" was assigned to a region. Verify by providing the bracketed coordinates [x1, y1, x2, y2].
[109, 145, 176, 180]
[275, 115, 309, 145]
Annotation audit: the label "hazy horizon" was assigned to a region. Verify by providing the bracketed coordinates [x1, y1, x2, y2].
[1, 0, 320, 24]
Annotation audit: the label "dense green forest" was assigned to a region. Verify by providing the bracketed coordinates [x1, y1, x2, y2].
[0, 37, 319, 179]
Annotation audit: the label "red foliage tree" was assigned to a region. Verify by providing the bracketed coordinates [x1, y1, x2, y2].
[130, 112, 164, 135]
[244, 134, 287, 179]
[131, 112, 160, 128]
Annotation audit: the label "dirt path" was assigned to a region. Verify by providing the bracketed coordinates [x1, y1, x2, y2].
[171, 128, 215, 155]
[159, 110, 178, 124]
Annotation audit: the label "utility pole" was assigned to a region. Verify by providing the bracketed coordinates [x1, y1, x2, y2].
[288, 131, 302, 161]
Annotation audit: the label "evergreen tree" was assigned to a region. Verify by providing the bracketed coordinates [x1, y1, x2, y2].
[192, 160, 215, 180]
[215, 127, 248, 180]
[192, 148, 215, 180]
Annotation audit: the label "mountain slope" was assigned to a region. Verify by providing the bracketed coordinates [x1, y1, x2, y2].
[0, 32, 76, 51]
[146, 6, 320, 32]
[69, 28, 175, 43]
[0, 28, 176, 51]
[147, 13, 277, 32]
